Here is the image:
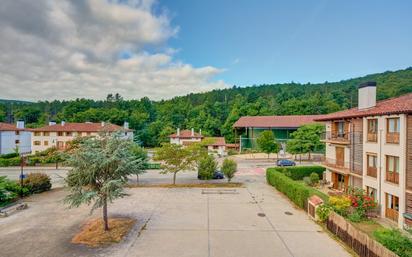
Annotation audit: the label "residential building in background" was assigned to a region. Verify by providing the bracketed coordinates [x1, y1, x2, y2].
[30, 121, 133, 153]
[233, 115, 324, 150]
[0, 121, 31, 155]
[169, 128, 203, 145]
[317, 82, 412, 229]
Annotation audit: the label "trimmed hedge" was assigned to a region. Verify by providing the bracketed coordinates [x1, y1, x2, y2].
[269, 166, 325, 180]
[266, 169, 311, 209]
[0, 157, 21, 167]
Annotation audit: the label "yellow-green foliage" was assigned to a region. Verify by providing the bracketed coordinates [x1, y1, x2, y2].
[329, 196, 351, 215]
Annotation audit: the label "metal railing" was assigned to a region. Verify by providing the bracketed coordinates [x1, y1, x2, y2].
[321, 131, 350, 143]
[386, 172, 399, 184]
[322, 158, 350, 173]
[366, 133, 378, 142]
[386, 132, 400, 144]
[367, 167, 377, 178]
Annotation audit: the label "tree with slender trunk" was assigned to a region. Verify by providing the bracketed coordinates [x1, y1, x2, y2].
[64, 131, 145, 231]
[154, 143, 205, 184]
[256, 130, 279, 159]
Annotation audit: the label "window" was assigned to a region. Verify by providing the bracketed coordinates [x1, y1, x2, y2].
[87, 132, 91, 136]
[387, 118, 400, 133]
[367, 119, 378, 142]
[367, 154, 377, 177]
[43, 132, 50, 136]
[44, 141, 48, 146]
[15, 140, 20, 144]
[366, 186, 377, 201]
[34, 141, 41, 146]
[66, 132, 72, 136]
[386, 155, 399, 184]
[15, 131, 20, 135]
[385, 193, 399, 222]
[58, 132, 64, 136]
[34, 132, 41, 136]
[336, 121, 345, 137]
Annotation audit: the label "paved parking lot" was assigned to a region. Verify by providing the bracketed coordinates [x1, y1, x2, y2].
[0, 167, 350, 257]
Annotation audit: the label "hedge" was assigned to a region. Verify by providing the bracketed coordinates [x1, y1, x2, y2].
[0, 157, 21, 167]
[266, 169, 328, 209]
[268, 166, 325, 180]
[266, 169, 311, 209]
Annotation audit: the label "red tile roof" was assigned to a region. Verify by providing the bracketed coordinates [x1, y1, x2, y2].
[233, 115, 324, 128]
[30, 122, 133, 132]
[315, 93, 412, 121]
[0, 122, 23, 131]
[204, 137, 226, 146]
[169, 130, 203, 139]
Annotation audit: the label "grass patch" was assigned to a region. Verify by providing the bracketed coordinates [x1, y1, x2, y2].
[373, 228, 412, 257]
[129, 182, 243, 188]
[71, 218, 135, 247]
[295, 180, 329, 203]
[350, 219, 383, 238]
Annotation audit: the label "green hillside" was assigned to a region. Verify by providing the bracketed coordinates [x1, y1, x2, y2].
[1, 67, 412, 146]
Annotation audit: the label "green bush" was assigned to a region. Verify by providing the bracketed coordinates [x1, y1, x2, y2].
[222, 158, 237, 182]
[266, 169, 311, 209]
[310, 172, 319, 185]
[0, 152, 19, 159]
[23, 173, 52, 194]
[0, 176, 29, 206]
[316, 204, 333, 222]
[0, 158, 10, 167]
[197, 155, 217, 180]
[0, 156, 22, 167]
[269, 166, 325, 180]
[373, 229, 412, 257]
[27, 156, 42, 166]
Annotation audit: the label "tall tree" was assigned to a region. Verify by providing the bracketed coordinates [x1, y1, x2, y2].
[64, 132, 145, 231]
[287, 124, 325, 160]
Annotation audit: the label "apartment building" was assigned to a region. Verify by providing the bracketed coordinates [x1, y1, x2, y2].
[316, 82, 412, 229]
[30, 121, 133, 153]
[0, 121, 31, 154]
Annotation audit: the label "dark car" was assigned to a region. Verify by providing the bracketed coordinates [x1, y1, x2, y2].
[276, 159, 296, 167]
[197, 170, 225, 180]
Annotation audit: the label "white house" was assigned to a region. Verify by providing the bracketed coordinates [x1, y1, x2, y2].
[169, 128, 203, 145]
[30, 121, 133, 153]
[0, 121, 31, 155]
[317, 82, 412, 229]
[205, 137, 227, 156]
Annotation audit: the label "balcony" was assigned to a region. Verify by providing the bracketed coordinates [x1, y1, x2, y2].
[366, 166, 377, 178]
[386, 132, 399, 144]
[321, 131, 350, 144]
[386, 172, 399, 184]
[321, 158, 350, 174]
[385, 208, 399, 222]
[367, 133, 377, 142]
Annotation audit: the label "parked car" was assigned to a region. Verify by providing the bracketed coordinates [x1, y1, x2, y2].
[276, 159, 296, 167]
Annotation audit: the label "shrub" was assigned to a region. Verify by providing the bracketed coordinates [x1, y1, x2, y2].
[23, 173, 52, 194]
[0, 152, 19, 159]
[268, 166, 325, 180]
[347, 187, 377, 218]
[309, 172, 319, 185]
[373, 229, 412, 257]
[222, 158, 237, 182]
[303, 176, 311, 186]
[347, 212, 363, 223]
[316, 204, 333, 222]
[227, 149, 238, 156]
[266, 169, 310, 208]
[0, 176, 29, 205]
[27, 156, 42, 166]
[329, 196, 351, 216]
[198, 155, 217, 180]
[0, 158, 10, 167]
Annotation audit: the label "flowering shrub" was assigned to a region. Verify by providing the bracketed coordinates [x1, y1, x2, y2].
[348, 187, 377, 220]
[329, 196, 351, 215]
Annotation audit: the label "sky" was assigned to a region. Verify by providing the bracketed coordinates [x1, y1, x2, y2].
[0, 0, 411, 101]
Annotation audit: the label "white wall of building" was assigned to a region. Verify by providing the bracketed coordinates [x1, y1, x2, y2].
[0, 131, 31, 155]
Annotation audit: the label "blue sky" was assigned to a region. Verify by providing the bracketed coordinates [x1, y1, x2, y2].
[160, 0, 412, 86]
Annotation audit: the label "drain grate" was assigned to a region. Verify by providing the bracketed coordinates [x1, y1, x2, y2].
[284, 211, 293, 216]
[257, 213, 266, 217]
[201, 189, 238, 194]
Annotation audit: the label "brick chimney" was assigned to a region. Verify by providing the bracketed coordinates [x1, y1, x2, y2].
[358, 81, 376, 109]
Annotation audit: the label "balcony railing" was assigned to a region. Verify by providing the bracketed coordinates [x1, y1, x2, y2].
[367, 133, 377, 142]
[322, 158, 350, 173]
[366, 166, 377, 178]
[385, 208, 399, 222]
[386, 132, 400, 144]
[386, 172, 399, 184]
[321, 131, 350, 144]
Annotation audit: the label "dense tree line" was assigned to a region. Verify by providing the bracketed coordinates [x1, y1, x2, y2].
[1, 67, 412, 147]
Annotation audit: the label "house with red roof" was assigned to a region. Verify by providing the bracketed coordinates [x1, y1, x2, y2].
[315, 81, 412, 229]
[30, 121, 133, 153]
[233, 114, 324, 150]
[0, 121, 31, 155]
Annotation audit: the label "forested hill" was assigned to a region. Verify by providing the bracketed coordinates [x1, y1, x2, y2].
[1, 67, 412, 146]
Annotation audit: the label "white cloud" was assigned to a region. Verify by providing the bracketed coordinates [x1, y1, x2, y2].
[0, 0, 227, 101]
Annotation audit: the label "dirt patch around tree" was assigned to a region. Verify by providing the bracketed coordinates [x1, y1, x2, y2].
[71, 218, 136, 247]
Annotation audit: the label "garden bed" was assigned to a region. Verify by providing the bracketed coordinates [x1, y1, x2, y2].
[71, 218, 136, 247]
[129, 182, 243, 188]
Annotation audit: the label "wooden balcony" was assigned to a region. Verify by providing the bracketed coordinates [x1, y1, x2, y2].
[386, 132, 399, 144]
[386, 172, 399, 184]
[321, 158, 350, 174]
[321, 131, 350, 144]
[385, 208, 398, 222]
[367, 133, 377, 142]
[367, 167, 377, 178]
